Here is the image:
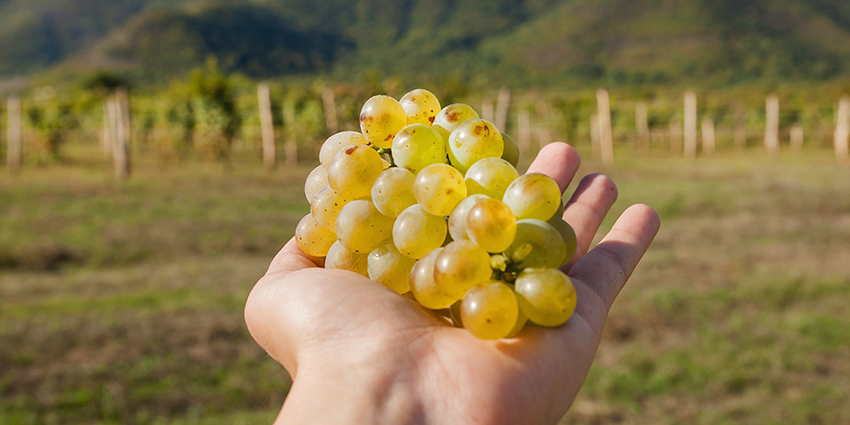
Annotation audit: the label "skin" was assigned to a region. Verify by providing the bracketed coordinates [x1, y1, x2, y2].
[245, 142, 661, 425]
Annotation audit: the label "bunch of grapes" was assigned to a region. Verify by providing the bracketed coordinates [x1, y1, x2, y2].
[297, 89, 578, 340]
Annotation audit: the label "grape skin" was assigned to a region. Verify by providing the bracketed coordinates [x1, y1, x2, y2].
[500, 133, 520, 167]
[506, 219, 567, 269]
[410, 248, 457, 310]
[448, 119, 504, 173]
[414, 163, 468, 217]
[433, 104, 480, 140]
[399, 89, 441, 126]
[372, 168, 417, 218]
[461, 281, 520, 340]
[304, 165, 329, 202]
[311, 186, 352, 232]
[368, 242, 417, 294]
[393, 204, 447, 259]
[360, 95, 407, 149]
[335, 200, 395, 254]
[392, 124, 448, 174]
[295, 214, 336, 257]
[326, 240, 369, 277]
[466, 198, 517, 253]
[320, 131, 370, 170]
[447, 194, 489, 241]
[464, 157, 519, 200]
[514, 268, 577, 328]
[502, 173, 562, 221]
[434, 240, 492, 300]
[328, 143, 384, 200]
[547, 215, 578, 266]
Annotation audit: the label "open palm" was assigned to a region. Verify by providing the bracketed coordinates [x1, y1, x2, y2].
[245, 143, 660, 425]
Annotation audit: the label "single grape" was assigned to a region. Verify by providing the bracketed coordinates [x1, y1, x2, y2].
[547, 215, 578, 267]
[392, 124, 448, 174]
[368, 242, 417, 294]
[501, 133, 520, 167]
[447, 194, 489, 241]
[461, 281, 520, 340]
[502, 173, 561, 221]
[466, 198, 517, 253]
[372, 167, 417, 218]
[325, 240, 368, 277]
[514, 268, 577, 328]
[393, 204, 447, 259]
[505, 219, 566, 269]
[335, 200, 394, 253]
[320, 131, 370, 170]
[464, 157, 519, 200]
[507, 307, 528, 337]
[433, 104, 480, 140]
[360, 95, 407, 149]
[410, 248, 457, 310]
[305, 165, 329, 202]
[399, 89, 441, 126]
[311, 186, 352, 232]
[448, 119, 504, 173]
[414, 163, 467, 216]
[295, 214, 336, 257]
[328, 143, 384, 199]
[434, 240, 492, 299]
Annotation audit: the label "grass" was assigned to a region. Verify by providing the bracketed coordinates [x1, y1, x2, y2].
[1, 144, 849, 424]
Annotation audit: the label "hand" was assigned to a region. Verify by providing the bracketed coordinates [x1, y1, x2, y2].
[245, 143, 660, 425]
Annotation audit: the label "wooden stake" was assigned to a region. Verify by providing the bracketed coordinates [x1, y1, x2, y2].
[684, 91, 697, 158]
[636, 101, 649, 150]
[765, 94, 780, 156]
[258, 83, 276, 170]
[6, 96, 21, 173]
[790, 124, 804, 150]
[701, 117, 715, 155]
[835, 95, 850, 163]
[517, 110, 531, 157]
[495, 88, 511, 132]
[596, 89, 614, 166]
[482, 99, 495, 123]
[110, 92, 130, 180]
[321, 87, 339, 135]
[590, 112, 601, 161]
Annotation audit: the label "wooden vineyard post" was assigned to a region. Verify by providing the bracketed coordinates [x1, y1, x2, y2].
[701, 117, 715, 155]
[112, 90, 130, 180]
[258, 83, 276, 170]
[790, 124, 804, 150]
[596, 89, 613, 166]
[684, 91, 697, 159]
[495, 88, 511, 133]
[835, 95, 850, 163]
[481, 99, 495, 123]
[765, 94, 780, 156]
[636, 101, 649, 150]
[669, 119, 683, 154]
[6, 96, 21, 173]
[517, 110, 531, 158]
[590, 112, 601, 161]
[322, 87, 339, 135]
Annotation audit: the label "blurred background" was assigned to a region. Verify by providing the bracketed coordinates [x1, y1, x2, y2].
[1, 0, 849, 424]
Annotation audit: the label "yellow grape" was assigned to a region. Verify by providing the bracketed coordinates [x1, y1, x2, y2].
[410, 248, 457, 309]
[360, 95, 407, 149]
[320, 131, 369, 170]
[461, 281, 519, 340]
[434, 240, 492, 299]
[328, 143, 384, 199]
[399, 89, 441, 126]
[392, 204, 447, 259]
[501, 132, 520, 167]
[506, 219, 566, 269]
[514, 268, 577, 328]
[310, 186, 352, 232]
[295, 214, 336, 257]
[368, 242, 417, 294]
[371, 167, 417, 218]
[304, 165, 328, 202]
[335, 200, 394, 253]
[447, 194, 489, 241]
[547, 215, 578, 266]
[325, 240, 368, 277]
[392, 124, 448, 174]
[507, 308, 528, 337]
[464, 157, 519, 200]
[447, 119, 503, 173]
[466, 198, 517, 253]
[414, 163, 467, 216]
[433, 104, 480, 140]
[502, 173, 561, 221]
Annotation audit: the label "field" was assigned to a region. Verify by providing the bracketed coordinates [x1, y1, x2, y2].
[1, 144, 849, 424]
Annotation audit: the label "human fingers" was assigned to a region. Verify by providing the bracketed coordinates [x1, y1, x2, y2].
[525, 142, 581, 193]
[266, 237, 322, 277]
[561, 174, 618, 270]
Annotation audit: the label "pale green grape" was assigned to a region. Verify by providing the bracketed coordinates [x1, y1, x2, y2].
[466, 198, 517, 253]
[505, 219, 566, 269]
[448, 119, 504, 173]
[372, 167, 417, 218]
[507, 308, 528, 337]
[447, 194, 489, 241]
[360, 95, 407, 149]
[414, 163, 467, 216]
[320, 131, 369, 170]
[295, 214, 336, 257]
[328, 143, 384, 199]
[501, 133, 520, 167]
[368, 242, 417, 294]
[399, 89, 441, 126]
[433, 104, 480, 140]
[502, 173, 561, 221]
[325, 240, 368, 277]
[461, 281, 519, 340]
[392, 124, 448, 174]
[392, 204, 447, 259]
[464, 157, 519, 200]
[434, 240, 492, 299]
[547, 215, 578, 267]
[310, 186, 352, 232]
[410, 248, 457, 309]
[305, 165, 329, 202]
[514, 268, 577, 327]
[335, 200, 394, 253]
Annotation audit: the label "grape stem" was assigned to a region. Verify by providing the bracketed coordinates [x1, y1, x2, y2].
[372, 146, 396, 167]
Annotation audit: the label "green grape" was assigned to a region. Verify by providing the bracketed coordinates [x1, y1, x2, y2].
[464, 157, 519, 200]
[310, 186, 352, 232]
[320, 131, 369, 170]
[433, 104, 480, 140]
[461, 281, 519, 340]
[414, 163, 467, 216]
[434, 240, 492, 299]
[410, 248, 457, 309]
[392, 124, 448, 174]
[507, 307, 528, 337]
[447, 119, 504, 173]
[368, 242, 417, 294]
[447, 194, 489, 241]
[392, 204, 447, 259]
[466, 198, 517, 253]
[335, 200, 394, 253]
[295, 214, 336, 257]
[372, 167, 417, 218]
[505, 219, 566, 269]
[305, 165, 329, 202]
[328, 143, 384, 199]
[501, 133, 520, 167]
[325, 240, 368, 277]
[547, 215, 578, 267]
[360, 95, 407, 149]
[399, 89, 441, 126]
[502, 173, 561, 221]
[514, 268, 577, 328]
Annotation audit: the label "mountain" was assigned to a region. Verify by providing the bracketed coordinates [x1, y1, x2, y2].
[2, 0, 850, 87]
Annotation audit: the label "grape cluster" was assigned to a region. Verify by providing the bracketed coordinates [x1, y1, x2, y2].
[297, 89, 578, 339]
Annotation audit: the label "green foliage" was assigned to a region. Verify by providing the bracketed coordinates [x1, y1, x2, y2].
[24, 91, 78, 161]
